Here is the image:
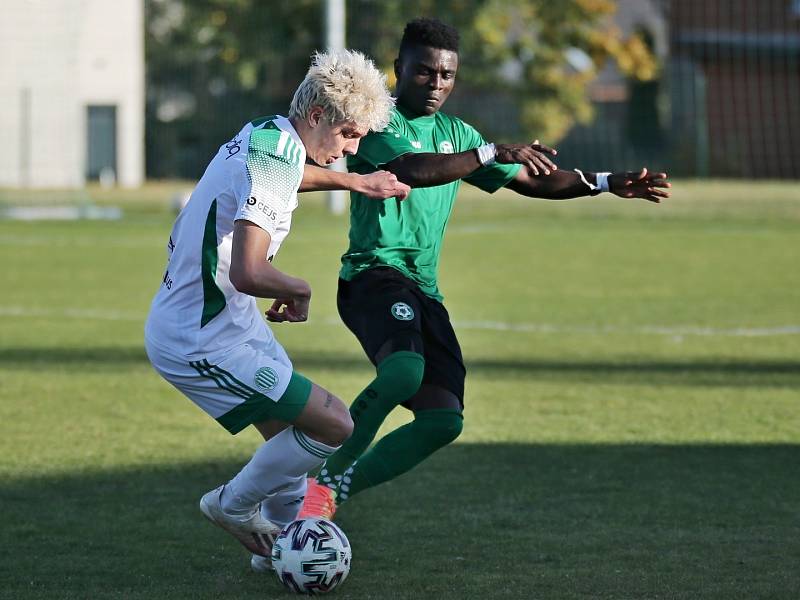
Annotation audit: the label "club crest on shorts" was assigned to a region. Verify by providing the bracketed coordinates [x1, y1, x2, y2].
[254, 366, 279, 391]
[391, 302, 415, 321]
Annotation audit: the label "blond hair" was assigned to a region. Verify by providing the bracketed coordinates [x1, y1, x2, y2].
[289, 49, 394, 132]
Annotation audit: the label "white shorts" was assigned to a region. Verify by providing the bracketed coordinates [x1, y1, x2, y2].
[145, 333, 312, 434]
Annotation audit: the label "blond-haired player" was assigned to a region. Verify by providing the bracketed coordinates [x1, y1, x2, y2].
[144, 49, 409, 566]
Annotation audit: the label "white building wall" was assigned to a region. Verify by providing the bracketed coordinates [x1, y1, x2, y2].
[0, 0, 144, 188]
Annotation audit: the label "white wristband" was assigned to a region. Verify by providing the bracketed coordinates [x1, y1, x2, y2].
[574, 169, 611, 194]
[476, 143, 496, 166]
[596, 172, 611, 192]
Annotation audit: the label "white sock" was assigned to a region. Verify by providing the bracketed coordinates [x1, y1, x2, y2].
[260, 476, 307, 528]
[221, 427, 338, 516]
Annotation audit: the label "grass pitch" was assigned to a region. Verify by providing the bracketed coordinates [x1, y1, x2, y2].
[1, 180, 798, 599]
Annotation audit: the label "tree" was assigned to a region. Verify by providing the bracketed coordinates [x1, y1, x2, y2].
[145, 0, 321, 178]
[145, 0, 657, 177]
[350, 0, 658, 144]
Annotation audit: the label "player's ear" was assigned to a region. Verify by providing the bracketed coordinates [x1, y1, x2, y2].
[308, 106, 324, 128]
[393, 58, 402, 81]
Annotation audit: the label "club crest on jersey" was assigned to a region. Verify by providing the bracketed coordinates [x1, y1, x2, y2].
[391, 302, 415, 321]
[254, 367, 279, 391]
[439, 141, 454, 154]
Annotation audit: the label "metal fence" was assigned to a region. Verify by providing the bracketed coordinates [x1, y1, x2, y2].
[554, 0, 800, 177]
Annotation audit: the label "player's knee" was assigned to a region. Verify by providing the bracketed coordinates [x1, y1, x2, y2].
[414, 409, 463, 449]
[335, 409, 354, 444]
[325, 398, 354, 446]
[376, 351, 425, 400]
[435, 412, 463, 446]
[303, 388, 354, 447]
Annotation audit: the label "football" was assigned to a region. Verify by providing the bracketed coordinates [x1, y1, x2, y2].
[271, 518, 352, 595]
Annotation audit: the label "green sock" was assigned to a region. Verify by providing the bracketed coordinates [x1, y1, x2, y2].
[336, 408, 463, 502]
[317, 351, 425, 489]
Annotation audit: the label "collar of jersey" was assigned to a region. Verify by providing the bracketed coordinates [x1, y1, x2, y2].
[275, 115, 306, 150]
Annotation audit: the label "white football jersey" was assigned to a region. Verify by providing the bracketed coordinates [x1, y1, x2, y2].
[145, 116, 306, 356]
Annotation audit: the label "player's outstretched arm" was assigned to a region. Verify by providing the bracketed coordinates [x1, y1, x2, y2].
[384, 141, 558, 188]
[607, 168, 671, 203]
[506, 165, 670, 203]
[495, 140, 559, 176]
[230, 220, 311, 322]
[299, 164, 410, 199]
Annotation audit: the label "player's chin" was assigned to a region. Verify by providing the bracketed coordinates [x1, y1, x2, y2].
[421, 104, 439, 115]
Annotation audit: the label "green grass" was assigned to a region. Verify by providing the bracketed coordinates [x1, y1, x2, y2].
[1, 180, 799, 599]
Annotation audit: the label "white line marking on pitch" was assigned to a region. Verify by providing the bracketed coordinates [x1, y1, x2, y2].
[0, 306, 143, 321]
[451, 319, 800, 337]
[1, 306, 798, 337]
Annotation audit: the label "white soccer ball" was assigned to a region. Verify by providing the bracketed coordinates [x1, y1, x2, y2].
[271, 518, 352, 595]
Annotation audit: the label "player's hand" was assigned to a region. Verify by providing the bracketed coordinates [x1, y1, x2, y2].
[496, 140, 558, 176]
[266, 297, 310, 323]
[357, 170, 411, 200]
[608, 168, 671, 203]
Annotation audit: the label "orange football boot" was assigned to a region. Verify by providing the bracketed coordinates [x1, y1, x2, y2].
[297, 478, 337, 520]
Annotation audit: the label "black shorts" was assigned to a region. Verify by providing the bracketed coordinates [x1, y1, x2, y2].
[337, 267, 466, 405]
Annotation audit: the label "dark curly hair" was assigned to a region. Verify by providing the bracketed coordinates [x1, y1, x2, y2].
[399, 18, 460, 56]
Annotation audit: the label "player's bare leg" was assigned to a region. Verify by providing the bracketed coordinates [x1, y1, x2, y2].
[204, 382, 351, 558]
[243, 384, 351, 570]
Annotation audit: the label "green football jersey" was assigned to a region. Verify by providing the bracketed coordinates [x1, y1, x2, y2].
[342, 105, 521, 301]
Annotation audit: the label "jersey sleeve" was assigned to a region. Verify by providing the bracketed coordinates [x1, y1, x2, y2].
[235, 128, 303, 237]
[351, 111, 416, 168]
[456, 120, 521, 194]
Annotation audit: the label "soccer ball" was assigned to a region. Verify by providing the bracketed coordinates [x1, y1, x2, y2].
[271, 518, 352, 595]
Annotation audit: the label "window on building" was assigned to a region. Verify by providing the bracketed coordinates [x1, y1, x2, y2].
[86, 105, 117, 182]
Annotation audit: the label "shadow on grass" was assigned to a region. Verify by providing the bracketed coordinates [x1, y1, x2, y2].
[2, 444, 799, 600]
[1, 346, 798, 388]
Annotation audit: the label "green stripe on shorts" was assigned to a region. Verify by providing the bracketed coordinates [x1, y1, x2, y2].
[215, 371, 313, 434]
[190, 360, 251, 399]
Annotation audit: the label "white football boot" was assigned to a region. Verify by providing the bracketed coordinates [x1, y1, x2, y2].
[199, 485, 281, 557]
[250, 553, 274, 573]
